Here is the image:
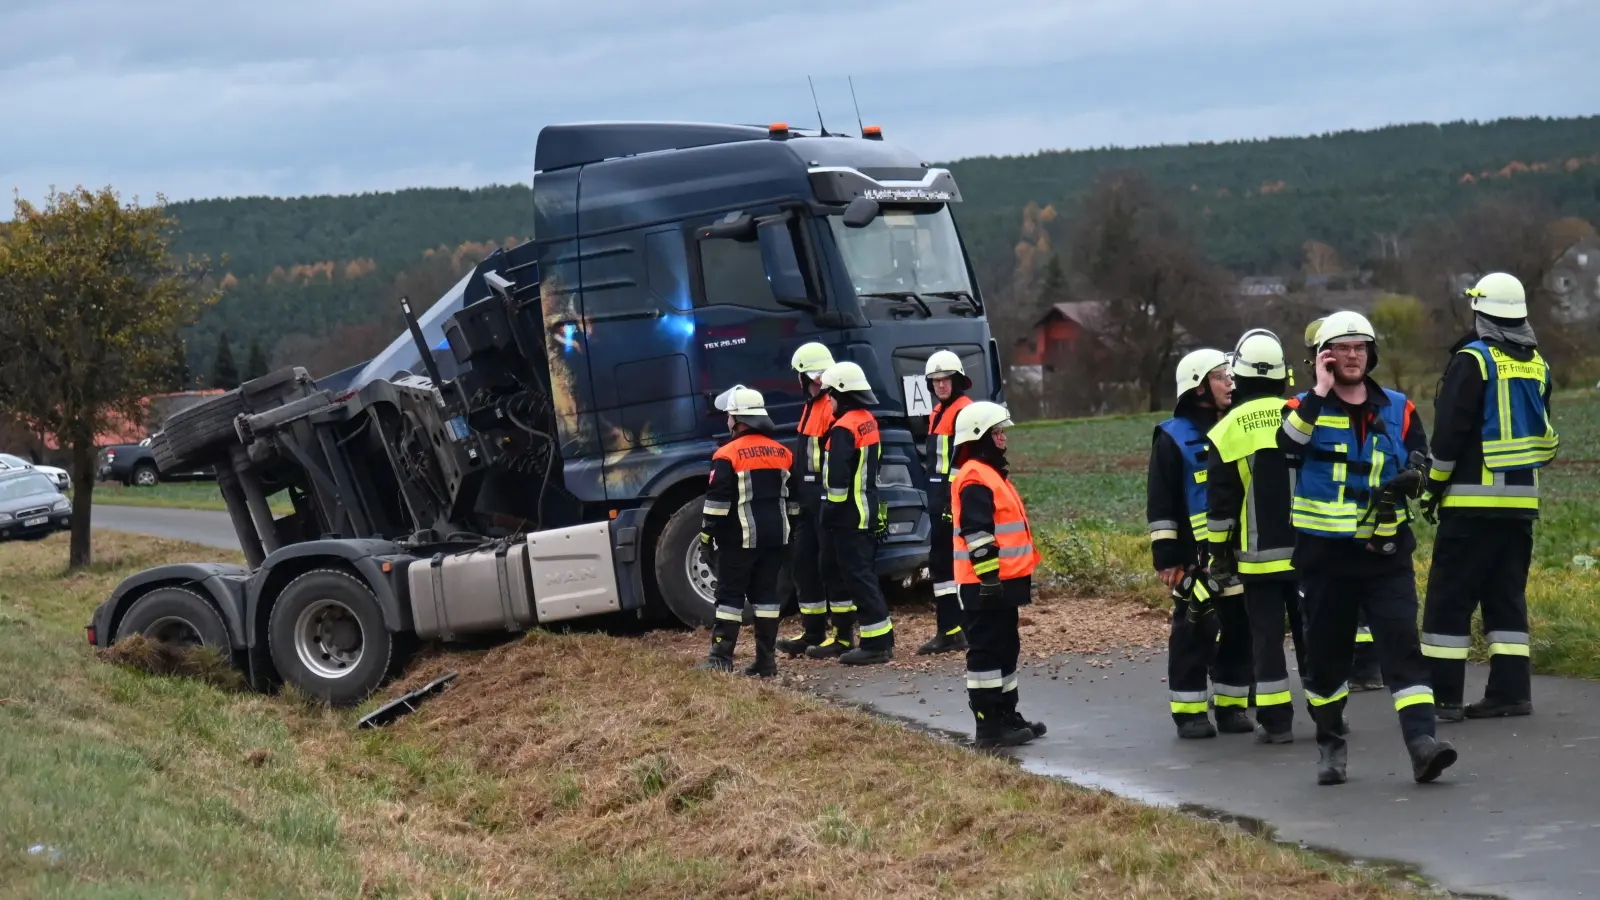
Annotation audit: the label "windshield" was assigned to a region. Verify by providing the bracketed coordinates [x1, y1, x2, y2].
[0, 473, 55, 501]
[0, 454, 27, 468]
[827, 205, 974, 299]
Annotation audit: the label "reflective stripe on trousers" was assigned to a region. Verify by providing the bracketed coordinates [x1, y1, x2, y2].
[1255, 678, 1293, 707]
[1212, 682, 1250, 709]
[1421, 632, 1470, 660]
[1487, 630, 1530, 657]
[1170, 690, 1208, 715]
[1393, 684, 1435, 711]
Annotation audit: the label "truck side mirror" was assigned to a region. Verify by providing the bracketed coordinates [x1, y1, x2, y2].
[842, 197, 880, 228]
[756, 217, 820, 312]
[699, 211, 756, 241]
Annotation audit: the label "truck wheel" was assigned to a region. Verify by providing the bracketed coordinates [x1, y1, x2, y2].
[115, 586, 230, 649]
[131, 461, 160, 487]
[653, 501, 728, 628]
[159, 390, 245, 470]
[267, 569, 392, 708]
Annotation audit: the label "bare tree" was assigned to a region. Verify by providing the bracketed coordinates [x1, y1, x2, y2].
[1065, 170, 1234, 411]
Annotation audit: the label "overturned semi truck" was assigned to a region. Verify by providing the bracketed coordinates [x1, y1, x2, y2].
[88, 120, 1001, 706]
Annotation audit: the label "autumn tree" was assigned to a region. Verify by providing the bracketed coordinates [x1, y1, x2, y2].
[0, 187, 218, 567]
[1065, 169, 1235, 411]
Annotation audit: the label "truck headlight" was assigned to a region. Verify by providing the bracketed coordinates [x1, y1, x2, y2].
[876, 464, 912, 488]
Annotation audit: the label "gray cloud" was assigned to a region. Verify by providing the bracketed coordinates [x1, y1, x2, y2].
[2, 0, 1596, 204]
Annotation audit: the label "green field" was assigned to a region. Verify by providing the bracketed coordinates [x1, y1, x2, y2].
[91, 481, 293, 516]
[1013, 389, 1600, 679]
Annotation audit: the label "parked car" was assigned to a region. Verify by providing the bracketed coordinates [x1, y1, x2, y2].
[97, 436, 214, 487]
[0, 453, 71, 492]
[0, 469, 71, 542]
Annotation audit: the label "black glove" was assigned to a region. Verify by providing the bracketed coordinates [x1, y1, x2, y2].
[1177, 566, 1221, 623]
[978, 577, 1004, 606]
[698, 532, 716, 570]
[1420, 487, 1442, 525]
[874, 502, 889, 541]
[940, 507, 953, 524]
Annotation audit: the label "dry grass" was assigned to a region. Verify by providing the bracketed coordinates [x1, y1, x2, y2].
[362, 633, 1398, 899]
[97, 633, 248, 692]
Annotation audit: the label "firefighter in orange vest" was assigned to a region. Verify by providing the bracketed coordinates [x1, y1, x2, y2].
[919, 348, 974, 655]
[698, 385, 796, 677]
[952, 400, 1046, 747]
[806, 360, 895, 665]
[778, 342, 840, 657]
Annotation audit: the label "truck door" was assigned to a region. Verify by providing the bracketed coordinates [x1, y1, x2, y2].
[690, 206, 834, 438]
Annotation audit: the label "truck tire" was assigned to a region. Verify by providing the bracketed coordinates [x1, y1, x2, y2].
[653, 500, 727, 628]
[266, 569, 393, 708]
[130, 460, 160, 487]
[114, 586, 230, 649]
[158, 390, 245, 470]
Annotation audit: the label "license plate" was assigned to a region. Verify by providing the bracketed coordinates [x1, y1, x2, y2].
[24, 516, 47, 527]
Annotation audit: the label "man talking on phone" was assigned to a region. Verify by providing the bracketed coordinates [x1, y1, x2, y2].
[1278, 311, 1458, 786]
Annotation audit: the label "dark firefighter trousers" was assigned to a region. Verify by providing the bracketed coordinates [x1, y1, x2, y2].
[821, 529, 893, 651]
[1422, 517, 1534, 706]
[1300, 567, 1438, 749]
[1168, 594, 1253, 726]
[711, 546, 785, 657]
[1245, 579, 1306, 734]
[789, 502, 836, 641]
[961, 578, 1031, 721]
[929, 515, 964, 638]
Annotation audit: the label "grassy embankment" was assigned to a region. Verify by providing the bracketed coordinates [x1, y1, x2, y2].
[1013, 389, 1600, 680]
[89, 481, 293, 516]
[0, 531, 1403, 898]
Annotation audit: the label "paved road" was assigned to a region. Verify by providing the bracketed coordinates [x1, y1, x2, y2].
[822, 654, 1600, 900]
[91, 504, 241, 550]
[90, 504, 1599, 898]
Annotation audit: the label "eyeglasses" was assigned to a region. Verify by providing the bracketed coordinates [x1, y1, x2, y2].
[1329, 342, 1368, 356]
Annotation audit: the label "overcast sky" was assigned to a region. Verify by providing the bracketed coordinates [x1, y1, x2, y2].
[2, 0, 1596, 206]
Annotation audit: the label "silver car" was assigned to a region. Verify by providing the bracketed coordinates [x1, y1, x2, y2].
[0, 470, 72, 542]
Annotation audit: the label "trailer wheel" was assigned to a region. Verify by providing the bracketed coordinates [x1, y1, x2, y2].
[114, 586, 230, 649]
[267, 569, 392, 708]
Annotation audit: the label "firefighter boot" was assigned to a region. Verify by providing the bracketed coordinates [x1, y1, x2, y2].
[1002, 690, 1047, 738]
[972, 699, 1035, 749]
[1215, 708, 1255, 734]
[697, 623, 738, 673]
[916, 629, 969, 656]
[805, 614, 856, 660]
[776, 626, 826, 658]
[1312, 705, 1347, 785]
[1408, 735, 1459, 784]
[1176, 717, 1217, 740]
[1464, 697, 1533, 719]
[840, 643, 894, 666]
[743, 618, 779, 678]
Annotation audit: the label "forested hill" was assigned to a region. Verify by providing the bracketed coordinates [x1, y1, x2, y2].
[163, 113, 1600, 384]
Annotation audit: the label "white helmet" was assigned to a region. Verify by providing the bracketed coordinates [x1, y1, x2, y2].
[924, 349, 965, 378]
[953, 401, 1013, 447]
[713, 384, 768, 417]
[1175, 348, 1229, 398]
[1303, 317, 1326, 355]
[819, 360, 879, 405]
[791, 342, 835, 377]
[1231, 329, 1288, 381]
[1313, 310, 1379, 372]
[1466, 272, 1527, 319]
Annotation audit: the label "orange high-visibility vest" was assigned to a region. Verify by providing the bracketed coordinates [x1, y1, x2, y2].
[951, 459, 1040, 584]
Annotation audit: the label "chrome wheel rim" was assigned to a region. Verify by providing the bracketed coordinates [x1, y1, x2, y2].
[293, 599, 364, 679]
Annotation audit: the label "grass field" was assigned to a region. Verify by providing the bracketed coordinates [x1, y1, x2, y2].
[89, 481, 293, 515]
[1012, 388, 1600, 679]
[0, 532, 1405, 899]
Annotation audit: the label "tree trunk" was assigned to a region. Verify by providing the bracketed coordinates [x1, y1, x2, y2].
[69, 442, 96, 569]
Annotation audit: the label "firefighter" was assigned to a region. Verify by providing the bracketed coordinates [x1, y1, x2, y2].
[1208, 330, 1306, 744]
[1420, 273, 1558, 721]
[777, 342, 840, 657]
[1147, 348, 1254, 740]
[806, 360, 895, 665]
[697, 386, 796, 677]
[951, 400, 1046, 747]
[1279, 311, 1458, 785]
[918, 349, 974, 656]
[1303, 318, 1383, 692]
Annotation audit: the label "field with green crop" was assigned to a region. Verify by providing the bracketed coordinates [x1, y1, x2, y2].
[1013, 389, 1600, 678]
[90, 481, 292, 516]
